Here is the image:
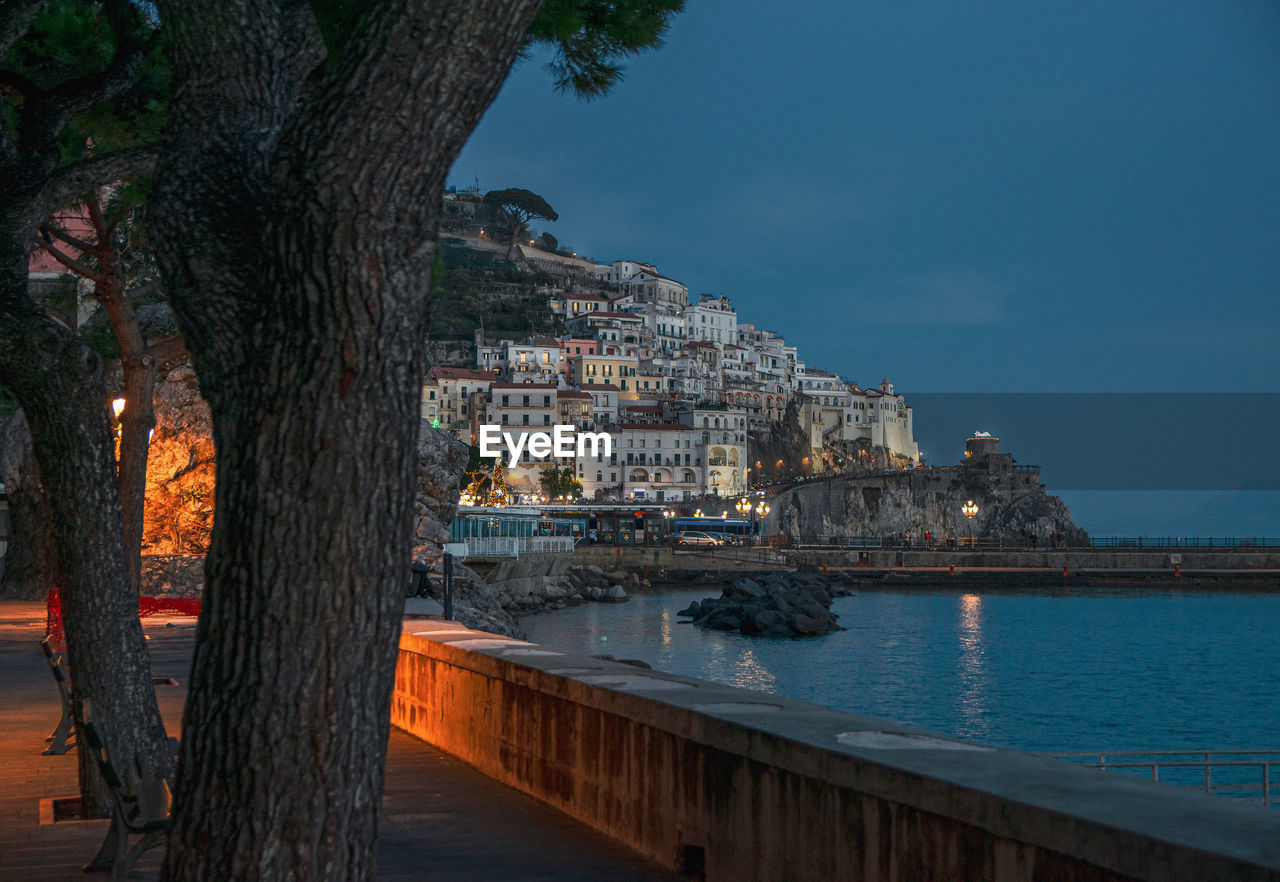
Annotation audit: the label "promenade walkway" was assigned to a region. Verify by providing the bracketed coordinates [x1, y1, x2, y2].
[0, 601, 677, 881]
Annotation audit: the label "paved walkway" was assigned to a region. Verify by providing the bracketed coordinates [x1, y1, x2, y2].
[0, 601, 678, 881]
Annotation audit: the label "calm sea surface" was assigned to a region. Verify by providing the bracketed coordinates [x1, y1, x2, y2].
[519, 587, 1280, 754]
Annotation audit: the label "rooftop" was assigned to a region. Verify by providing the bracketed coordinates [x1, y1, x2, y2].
[428, 367, 496, 381]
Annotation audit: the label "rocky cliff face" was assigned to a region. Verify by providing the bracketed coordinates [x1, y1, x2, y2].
[408, 422, 529, 637]
[772, 467, 1087, 545]
[143, 362, 216, 555]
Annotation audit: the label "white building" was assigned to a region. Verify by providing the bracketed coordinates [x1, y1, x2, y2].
[422, 367, 496, 443]
[685, 294, 737, 344]
[486, 382, 558, 429]
[594, 260, 689, 308]
[613, 423, 700, 502]
[678, 407, 748, 497]
[585, 383, 620, 425]
[547, 292, 609, 317]
[475, 335, 561, 383]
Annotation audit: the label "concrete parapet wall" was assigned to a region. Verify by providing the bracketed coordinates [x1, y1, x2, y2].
[568, 545, 1280, 574]
[569, 544, 774, 574]
[392, 622, 1280, 881]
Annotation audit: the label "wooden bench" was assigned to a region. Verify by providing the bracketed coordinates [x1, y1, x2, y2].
[81, 704, 173, 881]
[39, 638, 75, 755]
[39, 639, 178, 756]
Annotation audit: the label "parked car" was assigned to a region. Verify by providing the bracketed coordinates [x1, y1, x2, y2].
[677, 530, 724, 547]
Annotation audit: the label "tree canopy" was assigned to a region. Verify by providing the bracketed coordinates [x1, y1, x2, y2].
[484, 187, 559, 259]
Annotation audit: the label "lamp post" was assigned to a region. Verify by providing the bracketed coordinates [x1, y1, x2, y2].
[661, 508, 675, 544]
[735, 497, 753, 545]
[756, 501, 770, 544]
[961, 499, 979, 548]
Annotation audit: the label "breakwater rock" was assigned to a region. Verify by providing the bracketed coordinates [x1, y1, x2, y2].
[678, 572, 842, 637]
[488, 562, 646, 614]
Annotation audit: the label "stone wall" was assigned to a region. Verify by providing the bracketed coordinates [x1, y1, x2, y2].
[392, 622, 1280, 881]
[139, 554, 204, 597]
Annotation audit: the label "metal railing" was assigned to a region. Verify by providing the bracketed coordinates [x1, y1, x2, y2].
[1089, 537, 1280, 549]
[1040, 750, 1279, 806]
[670, 545, 790, 565]
[444, 536, 576, 559]
[778, 536, 1280, 552]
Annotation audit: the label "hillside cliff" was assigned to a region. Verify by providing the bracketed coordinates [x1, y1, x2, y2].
[770, 466, 1087, 545]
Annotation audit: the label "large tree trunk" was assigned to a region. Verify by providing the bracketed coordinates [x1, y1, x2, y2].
[96, 243, 157, 592]
[0, 0, 173, 820]
[150, 2, 543, 878]
[39, 194, 160, 591]
[0, 252, 173, 815]
[0, 408, 59, 600]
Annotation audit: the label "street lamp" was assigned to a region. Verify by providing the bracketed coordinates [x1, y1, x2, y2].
[755, 501, 770, 544]
[961, 499, 979, 548]
[661, 508, 675, 543]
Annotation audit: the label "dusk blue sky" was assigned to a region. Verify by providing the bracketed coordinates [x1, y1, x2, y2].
[451, 1, 1280, 534]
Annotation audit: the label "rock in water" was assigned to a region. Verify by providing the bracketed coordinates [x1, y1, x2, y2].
[682, 571, 842, 638]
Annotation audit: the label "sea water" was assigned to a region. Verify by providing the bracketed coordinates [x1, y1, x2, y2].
[520, 586, 1280, 755]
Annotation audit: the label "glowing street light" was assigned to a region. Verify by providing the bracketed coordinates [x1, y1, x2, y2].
[962, 499, 979, 548]
[661, 508, 676, 543]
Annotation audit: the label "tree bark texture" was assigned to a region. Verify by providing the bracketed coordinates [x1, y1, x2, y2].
[0, 2, 172, 816]
[38, 194, 159, 590]
[150, 2, 544, 879]
[0, 242, 173, 814]
[0, 408, 59, 599]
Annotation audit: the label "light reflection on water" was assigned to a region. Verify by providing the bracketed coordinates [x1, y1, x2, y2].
[954, 593, 990, 740]
[520, 587, 1280, 754]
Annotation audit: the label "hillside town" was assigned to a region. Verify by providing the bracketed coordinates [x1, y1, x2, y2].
[423, 221, 920, 502]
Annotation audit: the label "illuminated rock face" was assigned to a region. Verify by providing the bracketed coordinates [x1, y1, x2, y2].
[143, 363, 215, 556]
[774, 446, 1088, 546]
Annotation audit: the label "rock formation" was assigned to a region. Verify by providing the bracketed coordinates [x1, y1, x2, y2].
[679, 571, 842, 637]
[481, 560, 644, 615]
[770, 439, 1087, 546]
[143, 361, 216, 555]
[406, 422, 529, 637]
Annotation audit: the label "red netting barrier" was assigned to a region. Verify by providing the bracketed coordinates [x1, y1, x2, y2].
[45, 588, 201, 650]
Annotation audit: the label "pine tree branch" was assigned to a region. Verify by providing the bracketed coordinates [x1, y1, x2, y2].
[35, 232, 107, 285]
[18, 3, 156, 160]
[0, 0, 47, 60]
[41, 217, 101, 256]
[35, 146, 158, 224]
